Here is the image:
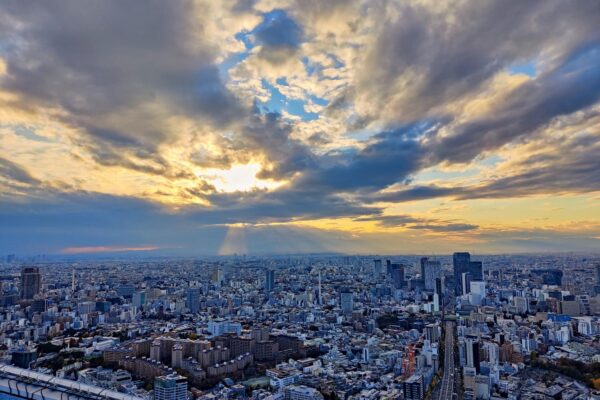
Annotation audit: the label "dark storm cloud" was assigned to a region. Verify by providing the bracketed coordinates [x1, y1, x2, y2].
[430, 44, 600, 164]
[359, 0, 600, 123]
[294, 121, 440, 192]
[0, 189, 379, 254]
[372, 131, 600, 203]
[0, 0, 243, 153]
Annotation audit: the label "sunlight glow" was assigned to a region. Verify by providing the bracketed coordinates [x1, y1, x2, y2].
[197, 163, 284, 193]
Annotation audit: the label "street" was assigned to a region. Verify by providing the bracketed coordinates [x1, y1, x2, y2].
[438, 320, 456, 400]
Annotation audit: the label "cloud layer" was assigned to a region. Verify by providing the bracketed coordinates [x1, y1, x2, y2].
[0, 0, 599, 255]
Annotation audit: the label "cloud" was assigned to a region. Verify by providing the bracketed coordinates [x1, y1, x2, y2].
[0, 0, 245, 172]
[0, 157, 40, 185]
[372, 126, 600, 203]
[408, 223, 479, 232]
[61, 245, 161, 254]
[0, 1, 599, 255]
[429, 45, 600, 164]
[354, 1, 600, 125]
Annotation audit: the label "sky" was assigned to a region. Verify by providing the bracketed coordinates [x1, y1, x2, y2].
[0, 0, 599, 256]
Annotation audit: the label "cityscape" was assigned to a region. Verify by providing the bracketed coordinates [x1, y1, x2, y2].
[1, 0, 600, 399]
[0, 253, 598, 399]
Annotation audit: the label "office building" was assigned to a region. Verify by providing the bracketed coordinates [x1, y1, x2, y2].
[265, 269, 276, 293]
[132, 291, 146, 309]
[340, 289, 353, 314]
[465, 337, 480, 373]
[373, 259, 383, 277]
[453, 253, 471, 295]
[208, 319, 242, 336]
[154, 373, 187, 400]
[390, 263, 405, 289]
[453, 253, 483, 295]
[186, 287, 201, 313]
[469, 281, 486, 306]
[403, 374, 424, 400]
[20, 267, 41, 300]
[422, 258, 441, 291]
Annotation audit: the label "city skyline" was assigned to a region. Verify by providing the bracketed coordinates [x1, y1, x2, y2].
[1, 1, 599, 256]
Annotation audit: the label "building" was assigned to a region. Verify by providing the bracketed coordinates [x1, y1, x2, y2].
[132, 291, 146, 308]
[422, 258, 441, 291]
[186, 288, 201, 313]
[373, 259, 383, 277]
[20, 267, 41, 299]
[389, 263, 405, 289]
[340, 289, 353, 314]
[453, 253, 483, 295]
[453, 253, 471, 295]
[208, 319, 242, 336]
[284, 385, 324, 400]
[154, 373, 187, 400]
[531, 269, 563, 286]
[403, 374, 424, 400]
[465, 337, 480, 373]
[211, 267, 223, 285]
[469, 281, 486, 305]
[265, 269, 276, 293]
[11, 348, 37, 369]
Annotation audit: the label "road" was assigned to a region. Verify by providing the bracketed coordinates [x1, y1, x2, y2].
[438, 320, 456, 400]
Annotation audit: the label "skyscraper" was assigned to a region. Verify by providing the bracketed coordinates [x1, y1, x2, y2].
[465, 337, 481, 373]
[20, 267, 41, 300]
[468, 261, 483, 281]
[186, 287, 201, 313]
[390, 263, 405, 289]
[340, 288, 353, 314]
[373, 259, 383, 278]
[265, 269, 276, 293]
[422, 259, 441, 291]
[453, 252, 471, 295]
[453, 253, 483, 295]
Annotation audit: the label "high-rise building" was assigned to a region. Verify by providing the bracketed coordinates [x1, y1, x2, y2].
[20, 267, 41, 300]
[453, 252, 470, 295]
[340, 289, 353, 314]
[461, 272, 472, 296]
[265, 269, 276, 293]
[186, 287, 201, 313]
[403, 374, 424, 400]
[132, 291, 146, 308]
[390, 263, 405, 289]
[373, 259, 383, 278]
[468, 261, 483, 281]
[171, 343, 183, 368]
[422, 259, 441, 291]
[469, 281, 486, 306]
[154, 373, 187, 400]
[453, 253, 483, 295]
[465, 337, 481, 373]
[211, 267, 223, 286]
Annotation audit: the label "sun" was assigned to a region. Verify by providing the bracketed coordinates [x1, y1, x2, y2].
[197, 163, 285, 193]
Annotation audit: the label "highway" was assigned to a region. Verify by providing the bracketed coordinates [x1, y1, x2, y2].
[438, 320, 456, 400]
